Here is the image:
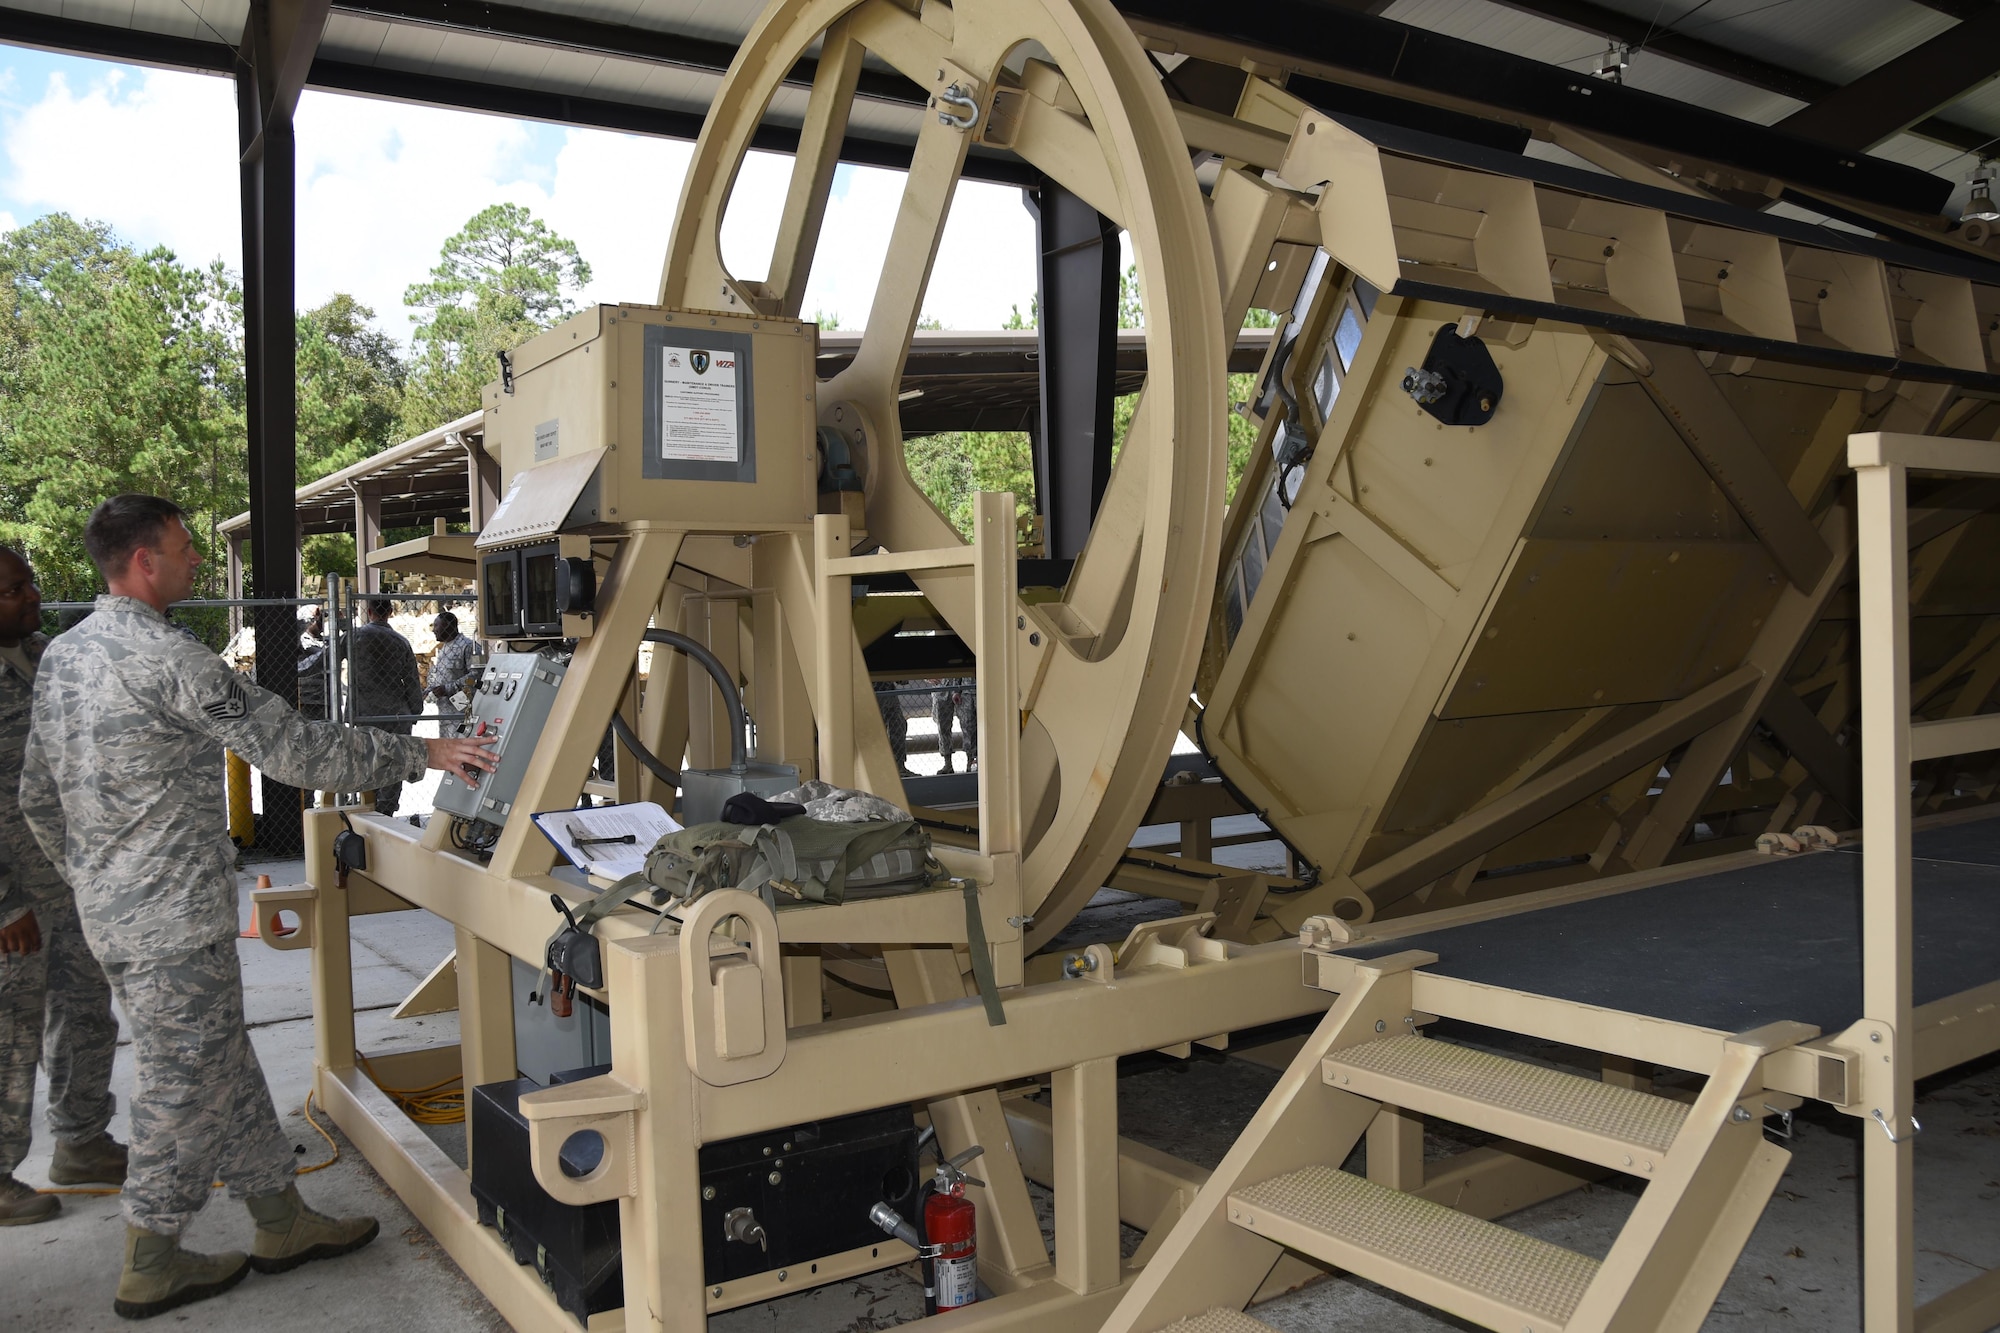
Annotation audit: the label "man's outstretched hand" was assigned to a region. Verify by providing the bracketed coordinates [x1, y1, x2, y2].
[0, 909, 41, 955]
[425, 736, 500, 787]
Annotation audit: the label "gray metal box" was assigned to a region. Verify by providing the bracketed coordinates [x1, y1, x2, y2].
[434, 651, 569, 824]
[678, 762, 801, 825]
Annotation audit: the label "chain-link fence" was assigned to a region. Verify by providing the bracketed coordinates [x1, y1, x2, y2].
[324, 584, 479, 822]
[37, 582, 477, 861]
[875, 679, 978, 776]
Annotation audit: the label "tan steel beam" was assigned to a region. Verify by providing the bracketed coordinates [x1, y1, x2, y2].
[1759, 683, 1861, 816]
[1353, 666, 1762, 907]
[1634, 345, 1833, 592]
[1616, 499, 1855, 871]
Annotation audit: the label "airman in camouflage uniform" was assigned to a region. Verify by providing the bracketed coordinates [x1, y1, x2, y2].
[18, 496, 496, 1320]
[425, 610, 479, 707]
[0, 547, 125, 1228]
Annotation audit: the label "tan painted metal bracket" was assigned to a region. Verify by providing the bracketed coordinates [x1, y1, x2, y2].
[1824, 1018, 1911, 1137]
[518, 1074, 644, 1207]
[250, 883, 316, 951]
[677, 889, 787, 1086]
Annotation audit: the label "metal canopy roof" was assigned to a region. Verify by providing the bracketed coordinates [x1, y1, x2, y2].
[4, 0, 2000, 217]
[216, 410, 485, 539]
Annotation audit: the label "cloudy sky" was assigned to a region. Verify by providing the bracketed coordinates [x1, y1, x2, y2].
[0, 45, 1048, 344]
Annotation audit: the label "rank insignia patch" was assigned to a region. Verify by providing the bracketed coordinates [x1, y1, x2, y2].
[202, 679, 248, 722]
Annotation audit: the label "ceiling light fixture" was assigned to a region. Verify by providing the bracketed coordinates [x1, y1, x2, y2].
[1963, 163, 2000, 224]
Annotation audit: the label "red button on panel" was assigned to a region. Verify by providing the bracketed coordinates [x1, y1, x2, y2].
[475, 721, 487, 737]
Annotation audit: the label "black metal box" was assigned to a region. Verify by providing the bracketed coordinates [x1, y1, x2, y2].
[470, 1068, 921, 1319]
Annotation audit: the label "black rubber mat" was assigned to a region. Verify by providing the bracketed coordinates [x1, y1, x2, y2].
[1340, 823, 2000, 1037]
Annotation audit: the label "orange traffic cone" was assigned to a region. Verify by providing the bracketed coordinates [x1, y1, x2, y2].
[240, 873, 294, 938]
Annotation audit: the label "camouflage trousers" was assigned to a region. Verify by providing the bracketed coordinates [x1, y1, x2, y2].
[933, 683, 977, 769]
[0, 893, 119, 1176]
[362, 721, 414, 817]
[102, 940, 293, 1235]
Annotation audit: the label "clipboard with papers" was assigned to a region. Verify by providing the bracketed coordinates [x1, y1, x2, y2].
[531, 802, 681, 882]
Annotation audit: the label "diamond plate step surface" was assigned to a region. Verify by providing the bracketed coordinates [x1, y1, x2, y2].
[1229, 1164, 1598, 1333]
[1158, 1309, 1279, 1333]
[1325, 1035, 1689, 1173]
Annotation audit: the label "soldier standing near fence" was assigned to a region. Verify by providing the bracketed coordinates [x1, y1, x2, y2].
[348, 598, 423, 817]
[0, 546, 126, 1227]
[19, 495, 497, 1320]
[425, 611, 478, 709]
[931, 677, 979, 773]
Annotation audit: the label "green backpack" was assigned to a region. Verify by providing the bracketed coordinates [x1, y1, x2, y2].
[642, 815, 940, 907]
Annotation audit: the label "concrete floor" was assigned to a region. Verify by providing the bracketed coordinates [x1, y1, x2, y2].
[2, 847, 1997, 1332]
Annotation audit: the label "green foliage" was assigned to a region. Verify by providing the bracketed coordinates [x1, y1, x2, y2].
[399, 204, 592, 435]
[0, 214, 245, 602]
[297, 293, 405, 481]
[813, 309, 841, 331]
[303, 532, 358, 579]
[1003, 299, 1035, 330]
[1118, 262, 1143, 330]
[904, 431, 1035, 540]
[1108, 291, 1274, 505]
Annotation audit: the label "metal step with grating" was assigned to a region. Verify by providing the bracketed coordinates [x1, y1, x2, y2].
[1325, 1034, 1689, 1175]
[1158, 1309, 1280, 1333]
[1228, 1163, 1598, 1333]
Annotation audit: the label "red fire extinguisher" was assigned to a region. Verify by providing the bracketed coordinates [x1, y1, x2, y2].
[922, 1145, 986, 1314]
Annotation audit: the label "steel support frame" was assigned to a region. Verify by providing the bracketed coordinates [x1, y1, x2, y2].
[236, 0, 325, 854]
[1111, 0, 1954, 215]
[300, 809, 1337, 1332]
[1849, 430, 2000, 1333]
[1030, 181, 1123, 561]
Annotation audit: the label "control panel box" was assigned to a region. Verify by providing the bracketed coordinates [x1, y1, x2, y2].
[480, 304, 819, 539]
[434, 651, 568, 824]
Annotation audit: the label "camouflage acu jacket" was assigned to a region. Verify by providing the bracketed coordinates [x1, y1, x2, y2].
[20, 596, 429, 964]
[1, 632, 60, 929]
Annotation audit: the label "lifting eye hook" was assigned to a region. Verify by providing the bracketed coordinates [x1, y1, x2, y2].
[936, 83, 980, 131]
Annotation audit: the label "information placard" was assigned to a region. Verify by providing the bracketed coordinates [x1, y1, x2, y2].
[658, 346, 741, 464]
[642, 324, 756, 484]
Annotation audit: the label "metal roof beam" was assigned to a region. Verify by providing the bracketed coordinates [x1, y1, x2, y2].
[0, 7, 1034, 187]
[1484, 0, 1992, 154]
[1776, 8, 2000, 151]
[1114, 0, 1956, 215]
[329, 0, 927, 107]
[311, 59, 1037, 186]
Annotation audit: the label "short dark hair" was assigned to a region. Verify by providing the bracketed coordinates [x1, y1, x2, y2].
[84, 495, 185, 579]
[367, 598, 392, 618]
[434, 610, 458, 633]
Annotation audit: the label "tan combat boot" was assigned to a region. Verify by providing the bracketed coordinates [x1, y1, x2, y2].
[50, 1132, 129, 1185]
[0, 1174, 59, 1225]
[113, 1225, 249, 1320]
[245, 1183, 379, 1274]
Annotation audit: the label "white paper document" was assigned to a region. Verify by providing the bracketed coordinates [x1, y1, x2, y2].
[532, 802, 681, 882]
[658, 345, 741, 463]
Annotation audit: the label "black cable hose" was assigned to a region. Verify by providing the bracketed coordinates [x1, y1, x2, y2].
[607, 629, 751, 783]
[610, 711, 680, 788]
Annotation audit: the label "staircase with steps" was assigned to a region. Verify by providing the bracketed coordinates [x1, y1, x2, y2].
[1102, 947, 1812, 1333]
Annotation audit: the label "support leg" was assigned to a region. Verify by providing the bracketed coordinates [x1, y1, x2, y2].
[1054, 1057, 1121, 1295]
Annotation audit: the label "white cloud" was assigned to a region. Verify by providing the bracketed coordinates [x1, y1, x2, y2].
[1, 62, 1039, 347]
[292, 92, 547, 339]
[2, 67, 237, 269]
[0, 211, 16, 236]
[541, 129, 693, 307]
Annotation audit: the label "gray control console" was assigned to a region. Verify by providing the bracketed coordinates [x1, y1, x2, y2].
[434, 651, 569, 824]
